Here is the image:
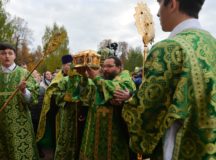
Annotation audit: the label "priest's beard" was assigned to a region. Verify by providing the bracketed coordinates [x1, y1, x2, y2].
[103, 71, 118, 80]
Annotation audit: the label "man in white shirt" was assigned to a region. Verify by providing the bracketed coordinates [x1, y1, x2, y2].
[0, 44, 31, 101]
[113, 0, 216, 159]
[0, 42, 39, 159]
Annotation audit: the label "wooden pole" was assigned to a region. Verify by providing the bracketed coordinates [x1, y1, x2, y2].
[0, 58, 44, 112]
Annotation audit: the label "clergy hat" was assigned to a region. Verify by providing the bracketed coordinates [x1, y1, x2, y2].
[0, 42, 16, 54]
[61, 54, 73, 64]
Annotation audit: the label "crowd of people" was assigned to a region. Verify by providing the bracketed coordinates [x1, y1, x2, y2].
[0, 0, 215, 160]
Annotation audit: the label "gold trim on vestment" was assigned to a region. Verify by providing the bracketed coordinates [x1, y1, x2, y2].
[94, 107, 113, 160]
[0, 92, 13, 96]
[174, 36, 216, 129]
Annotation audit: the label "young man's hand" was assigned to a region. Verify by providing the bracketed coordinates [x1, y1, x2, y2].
[19, 80, 27, 94]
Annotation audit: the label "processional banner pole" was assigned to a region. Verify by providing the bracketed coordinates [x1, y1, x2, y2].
[0, 32, 67, 112]
[134, 1, 155, 160]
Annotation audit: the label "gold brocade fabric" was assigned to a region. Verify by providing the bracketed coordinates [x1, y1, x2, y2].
[66, 70, 136, 160]
[0, 66, 39, 160]
[122, 29, 216, 160]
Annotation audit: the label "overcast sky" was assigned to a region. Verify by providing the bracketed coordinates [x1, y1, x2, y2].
[5, 0, 216, 53]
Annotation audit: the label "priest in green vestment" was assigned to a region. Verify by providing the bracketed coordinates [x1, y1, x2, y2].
[65, 56, 136, 160]
[53, 54, 88, 160]
[53, 75, 88, 160]
[0, 43, 39, 160]
[36, 54, 72, 159]
[113, 0, 216, 159]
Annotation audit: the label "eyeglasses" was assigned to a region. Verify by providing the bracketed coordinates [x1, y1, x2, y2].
[102, 64, 116, 68]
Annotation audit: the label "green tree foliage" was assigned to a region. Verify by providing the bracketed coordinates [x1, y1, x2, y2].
[0, 0, 15, 42]
[38, 23, 69, 73]
[124, 47, 143, 72]
[0, 1, 34, 66]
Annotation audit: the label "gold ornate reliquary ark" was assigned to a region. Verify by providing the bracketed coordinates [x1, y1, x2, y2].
[73, 50, 101, 69]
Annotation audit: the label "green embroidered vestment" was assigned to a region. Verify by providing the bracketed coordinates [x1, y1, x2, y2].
[122, 29, 216, 160]
[0, 66, 39, 160]
[67, 70, 136, 160]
